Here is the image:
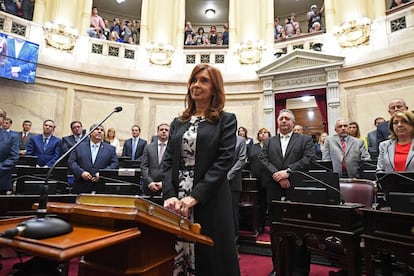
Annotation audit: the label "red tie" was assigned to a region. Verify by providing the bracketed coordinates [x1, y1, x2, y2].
[22, 132, 27, 141]
[341, 138, 347, 173]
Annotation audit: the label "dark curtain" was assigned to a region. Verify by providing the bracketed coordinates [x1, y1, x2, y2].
[314, 94, 328, 133]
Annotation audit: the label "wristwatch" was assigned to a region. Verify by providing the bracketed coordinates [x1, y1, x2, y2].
[286, 168, 292, 174]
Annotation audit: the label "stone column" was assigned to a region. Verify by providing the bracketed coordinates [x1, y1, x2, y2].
[32, 0, 46, 24]
[79, 0, 93, 35]
[325, 67, 341, 135]
[262, 77, 275, 135]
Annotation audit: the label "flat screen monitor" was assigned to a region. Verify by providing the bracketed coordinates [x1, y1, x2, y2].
[308, 161, 333, 172]
[0, 32, 39, 84]
[358, 160, 377, 180]
[15, 166, 70, 194]
[286, 171, 341, 205]
[99, 169, 142, 195]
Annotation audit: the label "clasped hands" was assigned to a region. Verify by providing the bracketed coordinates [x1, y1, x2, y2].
[149, 181, 162, 192]
[164, 196, 197, 218]
[272, 169, 291, 189]
[81, 171, 99, 182]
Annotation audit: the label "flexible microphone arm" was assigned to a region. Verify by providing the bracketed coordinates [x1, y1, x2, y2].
[375, 172, 414, 194]
[38, 106, 123, 215]
[292, 170, 345, 205]
[1, 106, 123, 240]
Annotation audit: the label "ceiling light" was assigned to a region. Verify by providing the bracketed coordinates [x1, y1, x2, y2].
[205, 9, 216, 18]
[116, 0, 125, 3]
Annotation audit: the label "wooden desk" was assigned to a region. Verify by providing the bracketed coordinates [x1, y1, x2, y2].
[361, 208, 414, 276]
[272, 201, 364, 276]
[239, 178, 259, 241]
[0, 194, 213, 276]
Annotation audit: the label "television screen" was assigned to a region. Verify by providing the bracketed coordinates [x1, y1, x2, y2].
[0, 32, 39, 84]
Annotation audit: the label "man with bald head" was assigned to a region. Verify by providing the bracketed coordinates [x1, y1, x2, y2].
[322, 119, 370, 178]
[376, 98, 408, 150]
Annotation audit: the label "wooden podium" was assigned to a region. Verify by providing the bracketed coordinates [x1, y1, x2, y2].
[0, 194, 213, 275]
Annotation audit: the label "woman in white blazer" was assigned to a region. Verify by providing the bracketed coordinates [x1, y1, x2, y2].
[377, 110, 414, 173]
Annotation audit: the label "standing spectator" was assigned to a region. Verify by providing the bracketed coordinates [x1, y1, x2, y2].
[377, 98, 408, 151]
[259, 109, 315, 276]
[18, 120, 35, 155]
[162, 64, 240, 275]
[88, 6, 105, 38]
[61, 121, 86, 154]
[248, 127, 271, 233]
[367, 117, 385, 160]
[0, 107, 19, 193]
[377, 110, 414, 173]
[195, 27, 209, 45]
[184, 21, 195, 44]
[228, 135, 247, 257]
[103, 19, 111, 40]
[20, 0, 34, 20]
[390, 0, 410, 9]
[222, 23, 229, 45]
[68, 124, 118, 194]
[26, 119, 62, 167]
[105, 128, 120, 155]
[140, 123, 169, 196]
[121, 19, 133, 44]
[348, 121, 368, 149]
[3, 0, 18, 16]
[133, 20, 140, 45]
[307, 4, 324, 33]
[122, 125, 147, 162]
[238, 126, 254, 154]
[322, 119, 370, 178]
[110, 17, 122, 39]
[274, 17, 283, 41]
[209, 26, 218, 45]
[315, 132, 328, 160]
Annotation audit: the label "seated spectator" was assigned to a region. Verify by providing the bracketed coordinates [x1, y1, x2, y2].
[276, 26, 288, 41]
[209, 26, 218, 45]
[310, 22, 322, 33]
[222, 23, 229, 45]
[390, 0, 411, 9]
[377, 110, 414, 173]
[295, 27, 302, 36]
[109, 31, 123, 43]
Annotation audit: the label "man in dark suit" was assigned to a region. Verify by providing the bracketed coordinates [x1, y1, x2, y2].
[61, 120, 86, 154]
[0, 108, 19, 193]
[376, 98, 408, 151]
[140, 123, 169, 196]
[259, 109, 315, 276]
[68, 124, 118, 194]
[367, 116, 385, 160]
[26, 119, 61, 167]
[227, 135, 247, 254]
[122, 125, 147, 162]
[17, 119, 35, 155]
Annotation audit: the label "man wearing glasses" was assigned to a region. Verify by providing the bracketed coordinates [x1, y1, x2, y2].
[61, 121, 86, 154]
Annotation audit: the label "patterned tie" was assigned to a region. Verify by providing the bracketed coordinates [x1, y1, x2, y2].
[341, 137, 347, 174]
[159, 143, 165, 164]
[43, 137, 48, 151]
[91, 144, 98, 163]
[132, 138, 137, 160]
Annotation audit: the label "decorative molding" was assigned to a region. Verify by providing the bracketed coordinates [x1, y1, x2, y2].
[334, 18, 371, 48]
[43, 22, 78, 51]
[146, 42, 174, 66]
[273, 74, 326, 89]
[235, 40, 265, 64]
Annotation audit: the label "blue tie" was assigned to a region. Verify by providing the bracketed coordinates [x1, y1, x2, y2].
[91, 144, 98, 163]
[132, 138, 137, 160]
[43, 137, 49, 151]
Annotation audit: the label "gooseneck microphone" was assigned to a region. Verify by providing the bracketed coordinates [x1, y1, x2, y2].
[0, 106, 123, 239]
[291, 170, 345, 205]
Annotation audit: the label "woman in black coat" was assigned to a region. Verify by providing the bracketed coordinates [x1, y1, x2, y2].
[162, 64, 240, 276]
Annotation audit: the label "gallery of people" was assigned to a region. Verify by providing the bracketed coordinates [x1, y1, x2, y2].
[0, 0, 413, 275]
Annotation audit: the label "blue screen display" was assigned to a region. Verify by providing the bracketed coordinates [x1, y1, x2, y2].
[0, 32, 39, 84]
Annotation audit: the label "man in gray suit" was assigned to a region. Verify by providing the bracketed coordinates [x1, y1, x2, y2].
[140, 123, 169, 196]
[17, 120, 35, 155]
[323, 119, 371, 178]
[227, 135, 247, 251]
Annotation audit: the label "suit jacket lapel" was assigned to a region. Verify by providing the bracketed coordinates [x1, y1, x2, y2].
[405, 138, 414, 169]
[386, 141, 395, 171]
[283, 133, 297, 160]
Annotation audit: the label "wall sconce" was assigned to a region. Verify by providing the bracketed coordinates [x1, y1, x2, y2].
[146, 42, 174, 66]
[235, 40, 266, 64]
[333, 17, 371, 48]
[205, 9, 216, 18]
[43, 22, 78, 51]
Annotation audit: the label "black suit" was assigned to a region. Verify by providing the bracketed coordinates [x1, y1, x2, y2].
[122, 137, 147, 162]
[259, 132, 315, 274]
[376, 120, 389, 152]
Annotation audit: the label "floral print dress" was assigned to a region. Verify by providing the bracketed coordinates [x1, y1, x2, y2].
[173, 116, 205, 276]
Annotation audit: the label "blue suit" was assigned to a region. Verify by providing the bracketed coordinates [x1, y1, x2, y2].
[6, 37, 38, 83]
[26, 134, 62, 167]
[122, 137, 147, 161]
[0, 129, 19, 192]
[68, 141, 118, 194]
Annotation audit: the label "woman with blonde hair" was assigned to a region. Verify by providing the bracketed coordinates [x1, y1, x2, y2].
[106, 127, 120, 155]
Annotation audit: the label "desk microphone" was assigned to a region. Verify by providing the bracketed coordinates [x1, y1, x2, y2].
[291, 170, 345, 205]
[0, 106, 123, 239]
